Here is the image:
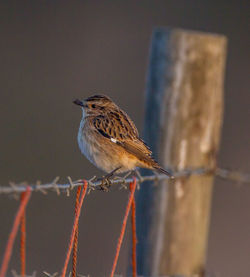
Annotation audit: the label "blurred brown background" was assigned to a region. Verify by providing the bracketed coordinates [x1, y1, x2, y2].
[0, 1, 249, 276]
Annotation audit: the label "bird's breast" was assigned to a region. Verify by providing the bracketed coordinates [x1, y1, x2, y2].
[77, 119, 96, 165]
[77, 117, 139, 173]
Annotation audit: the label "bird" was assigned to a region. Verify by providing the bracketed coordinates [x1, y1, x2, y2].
[73, 95, 172, 183]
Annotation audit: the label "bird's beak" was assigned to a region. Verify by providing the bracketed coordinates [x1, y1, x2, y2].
[73, 99, 85, 107]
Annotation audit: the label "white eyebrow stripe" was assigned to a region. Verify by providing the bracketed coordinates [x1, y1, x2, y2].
[111, 138, 117, 143]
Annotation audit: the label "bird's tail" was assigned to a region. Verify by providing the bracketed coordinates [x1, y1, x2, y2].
[153, 164, 174, 178]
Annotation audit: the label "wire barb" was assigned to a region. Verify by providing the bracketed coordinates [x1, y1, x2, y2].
[51, 177, 60, 195]
[35, 180, 47, 195]
[11, 269, 36, 277]
[43, 272, 58, 277]
[216, 167, 250, 184]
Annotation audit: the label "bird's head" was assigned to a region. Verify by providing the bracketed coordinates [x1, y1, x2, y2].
[73, 94, 115, 116]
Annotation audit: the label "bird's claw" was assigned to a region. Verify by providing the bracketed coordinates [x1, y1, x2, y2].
[98, 176, 112, 191]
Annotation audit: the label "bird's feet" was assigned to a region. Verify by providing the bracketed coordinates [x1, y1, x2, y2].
[97, 167, 122, 191]
[98, 176, 112, 191]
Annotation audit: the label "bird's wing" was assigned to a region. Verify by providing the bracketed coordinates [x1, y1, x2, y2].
[92, 111, 153, 160]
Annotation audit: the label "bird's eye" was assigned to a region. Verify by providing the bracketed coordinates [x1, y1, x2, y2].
[91, 104, 96, 108]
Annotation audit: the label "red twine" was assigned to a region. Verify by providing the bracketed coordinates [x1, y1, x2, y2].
[130, 182, 137, 277]
[72, 186, 81, 277]
[20, 192, 27, 277]
[61, 181, 88, 277]
[110, 177, 137, 277]
[0, 187, 31, 277]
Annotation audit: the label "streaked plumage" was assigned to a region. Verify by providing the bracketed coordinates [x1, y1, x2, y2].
[73, 95, 172, 177]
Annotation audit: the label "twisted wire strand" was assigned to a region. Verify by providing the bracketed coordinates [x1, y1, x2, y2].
[1, 167, 249, 196]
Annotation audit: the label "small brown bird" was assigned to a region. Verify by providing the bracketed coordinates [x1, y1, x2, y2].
[73, 95, 172, 179]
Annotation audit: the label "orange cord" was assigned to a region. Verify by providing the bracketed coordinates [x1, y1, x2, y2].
[110, 177, 137, 277]
[61, 181, 88, 277]
[130, 182, 137, 277]
[20, 192, 27, 277]
[72, 186, 81, 277]
[0, 179, 137, 277]
[0, 187, 31, 277]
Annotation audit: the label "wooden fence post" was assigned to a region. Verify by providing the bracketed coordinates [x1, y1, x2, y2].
[136, 28, 227, 276]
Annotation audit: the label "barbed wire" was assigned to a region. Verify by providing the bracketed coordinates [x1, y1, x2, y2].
[0, 167, 249, 197]
[9, 268, 218, 276]
[42, 273, 216, 277]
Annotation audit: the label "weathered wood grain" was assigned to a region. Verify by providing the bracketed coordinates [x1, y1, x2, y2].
[136, 28, 227, 276]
